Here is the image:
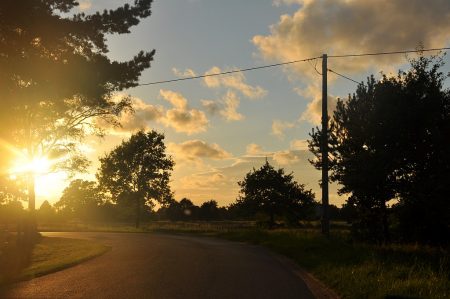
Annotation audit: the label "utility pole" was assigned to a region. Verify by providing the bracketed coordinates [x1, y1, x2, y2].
[321, 53, 330, 236]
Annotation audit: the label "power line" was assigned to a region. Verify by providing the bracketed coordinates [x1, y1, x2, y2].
[138, 56, 321, 86]
[328, 47, 450, 58]
[137, 47, 450, 86]
[327, 68, 360, 84]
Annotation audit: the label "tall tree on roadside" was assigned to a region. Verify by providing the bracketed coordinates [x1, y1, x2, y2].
[237, 160, 315, 227]
[309, 53, 450, 244]
[97, 130, 174, 228]
[0, 0, 155, 232]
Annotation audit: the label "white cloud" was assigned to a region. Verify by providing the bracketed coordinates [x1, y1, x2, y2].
[271, 120, 296, 138]
[201, 91, 244, 122]
[273, 150, 301, 165]
[160, 89, 209, 135]
[246, 143, 265, 156]
[172, 68, 197, 78]
[96, 95, 164, 135]
[296, 85, 339, 125]
[78, 0, 92, 11]
[204, 66, 267, 99]
[290, 139, 309, 151]
[254, 0, 450, 123]
[219, 91, 244, 121]
[168, 140, 232, 162]
[180, 172, 227, 190]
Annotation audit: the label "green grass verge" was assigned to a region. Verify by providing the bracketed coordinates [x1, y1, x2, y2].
[0, 235, 110, 284]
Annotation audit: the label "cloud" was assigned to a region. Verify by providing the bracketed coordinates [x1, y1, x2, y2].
[160, 89, 209, 135]
[180, 172, 228, 190]
[219, 91, 244, 121]
[296, 85, 339, 125]
[168, 140, 232, 162]
[273, 150, 301, 165]
[201, 91, 244, 122]
[271, 120, 296, 138]
[201, 100, 221, 115]
[246, 143, 265, 156]
[172, 68, 197, 78]
[254, 0, 450, 123]
[204, 66, 267, 99]
[78, 0, 92, 11]
[95, 95, 164, 135]
[290, 139, 309, 150]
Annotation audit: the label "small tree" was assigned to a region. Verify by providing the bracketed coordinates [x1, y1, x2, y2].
[54, 179, 102, 220]
[237, 160, 315, 227]
[97, 130, 174, 228]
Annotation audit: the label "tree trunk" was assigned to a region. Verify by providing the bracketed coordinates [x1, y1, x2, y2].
[381, 202, 390, 244]
[135, 195, 140, 228]
[24, 173, 37, 242]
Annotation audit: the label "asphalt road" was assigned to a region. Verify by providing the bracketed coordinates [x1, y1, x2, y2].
[1, 232, 315, 299]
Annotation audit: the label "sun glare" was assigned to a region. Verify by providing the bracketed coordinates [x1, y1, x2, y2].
[11, 156, 52, 175]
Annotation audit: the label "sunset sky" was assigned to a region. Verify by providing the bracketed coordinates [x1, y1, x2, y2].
[34, 0, 450, 208]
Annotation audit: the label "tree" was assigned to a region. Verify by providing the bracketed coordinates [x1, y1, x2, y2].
[37, 200, 57, 223]
[199, 200, 221, 221]
[54, 179, 102, 220]
[97, 130, 174, 228]
[309, 53, 450, 244]
[237, 160, 315, 227]
[0, 0, 155, 232]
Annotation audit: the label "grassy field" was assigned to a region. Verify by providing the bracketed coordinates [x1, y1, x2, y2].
[0, 233, 109, 284]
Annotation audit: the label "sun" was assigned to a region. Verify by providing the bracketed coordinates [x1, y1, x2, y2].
[10, 156, 52, 175]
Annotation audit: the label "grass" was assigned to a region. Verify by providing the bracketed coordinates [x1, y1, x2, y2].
[0, 233, 109, 284]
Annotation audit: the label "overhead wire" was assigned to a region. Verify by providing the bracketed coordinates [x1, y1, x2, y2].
[137, 47, 450, 86]
[327, 68, 360, 84]
[137, 56, 321, 86]
[327, 47, 450, 58]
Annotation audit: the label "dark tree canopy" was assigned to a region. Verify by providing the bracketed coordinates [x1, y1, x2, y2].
[309, 54, 450, 244]
[97, 130, 174, 227]
[237, 160, 315, 226]
[0, 0, 154, 106]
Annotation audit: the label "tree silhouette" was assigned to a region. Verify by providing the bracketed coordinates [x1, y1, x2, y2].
[309, 53, 450, 244]
[0, 0, 155, 233]
[97, 130, 174, 228]
[55, 179, 102, 220]
[237, 160, 315, 227]
[199, 200, 221, 221]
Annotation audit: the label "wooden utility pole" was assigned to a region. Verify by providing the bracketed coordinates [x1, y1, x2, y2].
[321, 54, 330, 236]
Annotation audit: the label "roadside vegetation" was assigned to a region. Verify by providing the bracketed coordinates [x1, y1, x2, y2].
[0, 232, 109, 285]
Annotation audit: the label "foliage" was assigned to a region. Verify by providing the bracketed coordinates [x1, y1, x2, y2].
[309, 53, 450, 244]
[54, 179, 102, 220]
[0, 0, 155, 215]
[236, 160, 315, 226]
[97, 130, 174, 227]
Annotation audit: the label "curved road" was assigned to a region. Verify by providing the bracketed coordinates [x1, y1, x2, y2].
[1, 232, 315, 298]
